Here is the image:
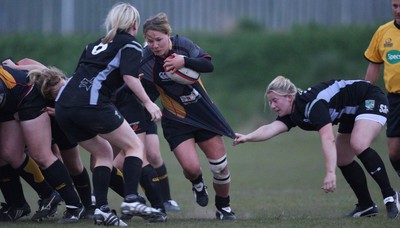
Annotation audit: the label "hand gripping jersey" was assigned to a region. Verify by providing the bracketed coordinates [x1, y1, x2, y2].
[140, 35, 235, 139]
[57, 32, 143, 107]
[277, 80, 388, 131]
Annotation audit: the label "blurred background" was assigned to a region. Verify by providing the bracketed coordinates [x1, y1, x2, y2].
[0, 0, 391, 34]
[0, 0, 393, 130]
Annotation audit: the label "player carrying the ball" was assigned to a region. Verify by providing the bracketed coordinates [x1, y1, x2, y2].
[140, 12, 236, 220]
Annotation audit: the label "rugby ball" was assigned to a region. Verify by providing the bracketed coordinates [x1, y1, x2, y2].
[164, 55, 200, 85]
[166, 67, 200, 85]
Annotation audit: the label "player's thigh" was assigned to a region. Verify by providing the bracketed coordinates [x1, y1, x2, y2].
[20, 113, 54, 161]
[351, 119, 382, 153]
[336, 133, 355, 166]
[388, 137, 400, 160]
[173, 138, 201, 172]
[101, 120, 143, 156]
[0, 120, 26, 166]
[80, 136, 114, 168]
[198, 135, 226, 160]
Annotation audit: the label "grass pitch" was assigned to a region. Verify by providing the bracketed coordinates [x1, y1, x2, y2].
[2, 127, 400, 227]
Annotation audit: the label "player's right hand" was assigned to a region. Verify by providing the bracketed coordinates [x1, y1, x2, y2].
[144, 101, 162, 121]
[233, 133, 246, 146]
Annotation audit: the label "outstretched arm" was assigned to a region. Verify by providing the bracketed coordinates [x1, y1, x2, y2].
[318, 123, 337, 193]
[233, 120, 288, 146]
[2, 58, 47, 71]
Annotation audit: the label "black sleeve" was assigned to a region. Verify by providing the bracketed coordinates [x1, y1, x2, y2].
[276, 115, 296, 131]
[141, 79, 159, 102]
[184, 57, 214, 73]
[308, 101, 332, 131]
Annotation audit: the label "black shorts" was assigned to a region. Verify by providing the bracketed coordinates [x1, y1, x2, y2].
[161, 117, 218, 151]
[338, 85, 388, 134]
[18, 86, 49, 121]
[0, 86, 46, 122]
[0, 79, 6, 109]
[387, 93, 400, 137]
[146, 120, 158, 135]
[144, 109, 158, 135]
[0, 102, 15, 122]
[50, 116, 78, 150]
[55, 102, 124, 143]
[114, 91, 147, 134]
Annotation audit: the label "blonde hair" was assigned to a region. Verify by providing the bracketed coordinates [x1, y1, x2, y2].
[28, 67, 67, 99]
[102, 2, 140, 44]
[264, 75, 300, 111]
[143, 12, 172, 36]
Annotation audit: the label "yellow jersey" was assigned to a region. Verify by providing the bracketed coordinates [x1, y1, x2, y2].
[364, 20, 400, 93]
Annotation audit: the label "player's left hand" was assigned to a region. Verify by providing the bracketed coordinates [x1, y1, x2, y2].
[2, 59, 17, 68]
[163, 53, 184, 73]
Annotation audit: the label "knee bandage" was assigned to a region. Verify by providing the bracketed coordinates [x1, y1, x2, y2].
[208, 155, 231, 184]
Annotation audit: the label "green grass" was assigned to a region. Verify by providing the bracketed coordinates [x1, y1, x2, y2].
[2, 127, 400, 227]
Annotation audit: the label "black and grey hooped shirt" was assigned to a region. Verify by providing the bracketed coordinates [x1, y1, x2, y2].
[57, 31, 142, 107]
[277, 79, 388, 131]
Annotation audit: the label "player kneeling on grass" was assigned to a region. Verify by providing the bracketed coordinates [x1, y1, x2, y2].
[234, 75, 400, 219]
